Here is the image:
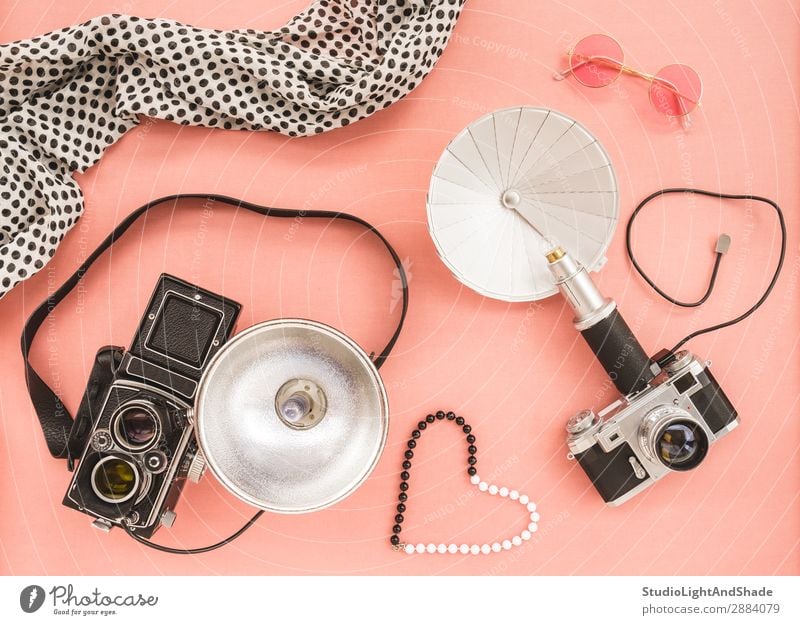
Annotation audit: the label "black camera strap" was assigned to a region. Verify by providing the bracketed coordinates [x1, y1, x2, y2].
[21, 194, 409, 468]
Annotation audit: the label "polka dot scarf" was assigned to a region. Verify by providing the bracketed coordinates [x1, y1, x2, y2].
[0, 0, 465, 297]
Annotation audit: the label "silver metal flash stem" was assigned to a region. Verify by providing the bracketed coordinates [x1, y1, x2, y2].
[546, 246, 656, 396]
[545, 247, 616, 331]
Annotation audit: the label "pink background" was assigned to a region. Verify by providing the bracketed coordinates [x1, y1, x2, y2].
[1, 0, 798, 575]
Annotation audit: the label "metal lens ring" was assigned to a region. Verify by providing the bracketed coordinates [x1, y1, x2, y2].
[640, 406, 709, 471]
[90, 456, 141, 504]
[655, 420, 708, 471]
[111, 400, 162, 452]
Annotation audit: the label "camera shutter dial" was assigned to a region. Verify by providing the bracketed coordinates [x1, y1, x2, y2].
[567, 409, 599, 435]
[90, 429, 114, 452]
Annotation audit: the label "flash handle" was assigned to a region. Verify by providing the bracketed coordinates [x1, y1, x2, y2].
[546, 247, 655, 396]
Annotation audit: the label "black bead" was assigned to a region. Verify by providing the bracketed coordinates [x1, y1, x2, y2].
[436, 410, 445, 420]
[399, 492, 408, 502]
[468, 445, 477, 454]
[418, 421, 427, 430]
[426, 414, 435, 423]
[393, 524, 402, 534]
[391, 534, 400, 545]
[400, 481, 409, 491]
[400, 471, 410, 480]
[446, 411, 456, 420]
[466, 434, 476, 444]
[404, 450, 414, 459]
[467, 466, 477, 476]
[397, 503, 406, 513]
[411, 429, 421, 439]
[402, 460, 412, 470]
[395, 514, 404, 523]
[407, 439, 416, 449]
[462, 425, 472, 434]
[455, 417, 465, 426]
[467, 455, 477, 465]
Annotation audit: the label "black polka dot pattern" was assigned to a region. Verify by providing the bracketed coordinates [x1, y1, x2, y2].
[0, 1, 465, 297]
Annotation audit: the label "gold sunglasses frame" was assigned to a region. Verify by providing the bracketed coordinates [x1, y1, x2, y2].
[553, 35, 703, 128]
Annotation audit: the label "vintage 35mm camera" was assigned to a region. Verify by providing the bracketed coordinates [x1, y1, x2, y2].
[545, 248, 739, 505]
[63, 274, 241, 536]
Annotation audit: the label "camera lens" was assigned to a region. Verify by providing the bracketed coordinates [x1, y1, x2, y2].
[656, 420, 708, 471]
[90, 457, 140, 503]
[113, 402, 160, 451]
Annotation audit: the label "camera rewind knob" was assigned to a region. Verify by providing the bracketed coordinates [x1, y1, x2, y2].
[186, 448, 207, 484]
[566, 409, 599, 435]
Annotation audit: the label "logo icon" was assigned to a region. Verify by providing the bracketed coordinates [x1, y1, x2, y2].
[20, 585, 46, 613]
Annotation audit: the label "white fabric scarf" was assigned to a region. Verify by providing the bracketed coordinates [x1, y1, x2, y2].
[0, 0, 464, 297]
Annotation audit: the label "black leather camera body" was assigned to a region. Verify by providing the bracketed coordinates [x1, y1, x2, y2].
[63, 274, 241, 537]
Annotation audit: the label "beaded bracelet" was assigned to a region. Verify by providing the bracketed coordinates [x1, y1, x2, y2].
[390, 410, 540, 555]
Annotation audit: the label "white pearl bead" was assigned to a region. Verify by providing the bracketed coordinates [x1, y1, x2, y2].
[521, 530, 531, 541]
[491, 542, 502, 553]
[512, 536, 522, 546]
[459, 544, 470, 555]
[527, 502, 537, 512]
[530, 512, 540, 522]
[480, 544, 491, 555]
[488, 484, 498, 495]
[499, 487, 509, 497]
[502, 540, 512, 550]
[470, 474, 481, 485]
[404, 544, 415, 554]
[448, 544, 458, 554]
[437, 544, 447, 554]
[519, 494, 529, 505]
[478, 481, 488, 492]
[416, 543, 426, 554]
[470, 544, 480, 555]
[426, 543, 436, 554]
[509, 490, 519, 500]
[529, 523, 538, 533]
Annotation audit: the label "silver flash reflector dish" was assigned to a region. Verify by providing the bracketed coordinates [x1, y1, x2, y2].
[427, 106, 618, 301]
[194, 319, 389, 514]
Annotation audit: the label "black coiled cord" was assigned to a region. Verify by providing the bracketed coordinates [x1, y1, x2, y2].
[626, 188, 786, 360]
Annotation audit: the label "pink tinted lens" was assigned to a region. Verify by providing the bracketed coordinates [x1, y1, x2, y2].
[570, 34, 623, 87]
[650, 64, 702, 116]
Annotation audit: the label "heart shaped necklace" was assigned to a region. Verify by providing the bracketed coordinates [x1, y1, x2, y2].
[390, 410, 540, 555]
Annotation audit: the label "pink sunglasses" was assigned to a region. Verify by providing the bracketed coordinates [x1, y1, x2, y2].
[554, 34, 702, 128]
